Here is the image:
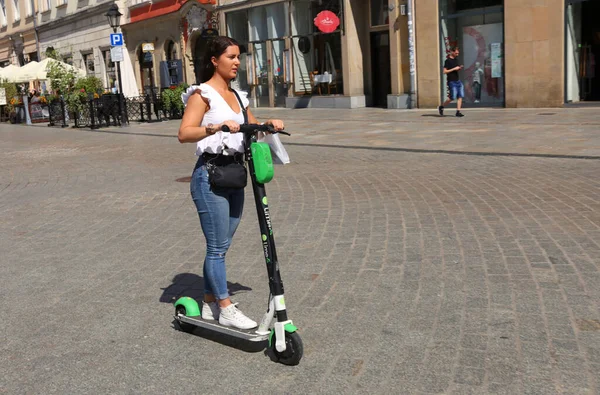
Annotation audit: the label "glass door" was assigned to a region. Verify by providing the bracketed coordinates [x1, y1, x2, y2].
[565, 0, 600, 102]
[253, 42, 270, 108]
[370, 31, 391, 107]
[271, 39, 287, 107]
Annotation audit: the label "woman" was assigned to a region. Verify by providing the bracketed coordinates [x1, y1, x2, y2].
[178, 36, 284, 330]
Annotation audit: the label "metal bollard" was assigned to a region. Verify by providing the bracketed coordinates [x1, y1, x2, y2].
[89, 99, 96, 129]
[145, 94, 152, 121]
[60, 98, 68, 128]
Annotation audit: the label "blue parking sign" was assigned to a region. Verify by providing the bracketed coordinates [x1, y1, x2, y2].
[110, 33, 123, 46]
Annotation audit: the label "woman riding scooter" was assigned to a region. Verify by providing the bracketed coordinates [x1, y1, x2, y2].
[178, 36, 285, 330]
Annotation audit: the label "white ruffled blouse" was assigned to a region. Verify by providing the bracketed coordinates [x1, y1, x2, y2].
[181, 83, 250, 156]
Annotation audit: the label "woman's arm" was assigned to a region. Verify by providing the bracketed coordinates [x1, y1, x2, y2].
[178, 93, 212, 143]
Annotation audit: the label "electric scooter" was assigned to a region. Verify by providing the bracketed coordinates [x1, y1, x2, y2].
[174, 124, 303, 366]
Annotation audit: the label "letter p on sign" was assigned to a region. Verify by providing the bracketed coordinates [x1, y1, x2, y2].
[110, 33, 123, 46]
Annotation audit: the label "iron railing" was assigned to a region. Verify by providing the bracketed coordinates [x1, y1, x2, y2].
[42, 94, 184, 129]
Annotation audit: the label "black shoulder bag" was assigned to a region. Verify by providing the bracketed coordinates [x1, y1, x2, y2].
[204, 90, 248, 189]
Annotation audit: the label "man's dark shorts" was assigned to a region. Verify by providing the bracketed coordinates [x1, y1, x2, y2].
[448, 80, 465, 100]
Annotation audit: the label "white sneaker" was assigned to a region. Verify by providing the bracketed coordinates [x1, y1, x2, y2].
[218, 304, 258, 330]
[202, 301, 220, 320]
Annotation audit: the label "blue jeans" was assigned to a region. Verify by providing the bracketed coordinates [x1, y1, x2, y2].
[191, 157, 244, 300]
[448, 80, 465, 100]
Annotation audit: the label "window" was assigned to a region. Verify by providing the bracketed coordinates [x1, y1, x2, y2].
[40, 0, 50, 12]
[12, 0, 20, 21]
[165, 40, 177, 61]
[291, 0, 344, 95]
[29, 51, 38, 62]
[0, 0, 7, 26]
[26, 0, 32, 17]
[102, 50, 116, 90]
[62, 54, 73, 65]
[56, 0, 67, 6]
[249, 3, 288, 41]
[370, 0, 389, 27]
[82, 53, 95, 75]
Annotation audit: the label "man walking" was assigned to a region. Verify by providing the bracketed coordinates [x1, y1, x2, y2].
[439, 46, 465, 117]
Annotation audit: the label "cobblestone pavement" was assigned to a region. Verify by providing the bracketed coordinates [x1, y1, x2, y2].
[1, 107, 599, 394]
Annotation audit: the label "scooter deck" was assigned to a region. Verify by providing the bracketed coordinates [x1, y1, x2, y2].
[176, 314, 269, 342]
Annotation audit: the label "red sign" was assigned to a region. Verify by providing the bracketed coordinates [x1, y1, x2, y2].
[314, 11, 340, 33]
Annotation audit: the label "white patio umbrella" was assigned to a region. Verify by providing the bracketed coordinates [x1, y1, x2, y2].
[0, 64, 21, 82]
[34, 58, 87, 80]
[12, 61, 40, 83]
[121, 46, 139, 98]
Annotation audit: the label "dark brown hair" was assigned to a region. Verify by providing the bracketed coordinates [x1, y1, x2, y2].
[201, 36, 240, 83]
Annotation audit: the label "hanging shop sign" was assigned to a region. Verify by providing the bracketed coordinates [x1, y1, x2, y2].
[314, 11, 340, 33]
[201, 28, 219, 38]
[142, 43, 155, 53]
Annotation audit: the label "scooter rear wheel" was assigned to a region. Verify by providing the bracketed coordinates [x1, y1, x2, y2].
[273, 332, 303, 366]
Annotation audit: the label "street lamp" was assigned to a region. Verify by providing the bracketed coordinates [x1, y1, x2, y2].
[105, 3, 122, 30]
[105, 3, 127, 126]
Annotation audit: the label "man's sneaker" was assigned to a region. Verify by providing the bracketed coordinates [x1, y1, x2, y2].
[456, 111, 465, 117]
[219, 304, 258, 330]
[202, 301, 220, 320]
[438, 106, 444, 116]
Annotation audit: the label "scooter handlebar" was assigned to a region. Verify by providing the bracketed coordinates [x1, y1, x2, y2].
[220, 124, 290, 136]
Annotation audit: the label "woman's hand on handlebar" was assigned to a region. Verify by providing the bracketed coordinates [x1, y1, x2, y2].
[265, 119, 285, 131]
[217, 120, 240, 133]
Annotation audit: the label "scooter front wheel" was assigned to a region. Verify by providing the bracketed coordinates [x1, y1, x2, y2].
[272, 332, 303, 366]
[175, 306, 196, 333]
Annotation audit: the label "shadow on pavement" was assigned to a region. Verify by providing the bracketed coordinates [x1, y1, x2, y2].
[159, 273, 252, 304]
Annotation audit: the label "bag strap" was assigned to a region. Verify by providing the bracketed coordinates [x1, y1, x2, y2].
[230, 89, 248, 125]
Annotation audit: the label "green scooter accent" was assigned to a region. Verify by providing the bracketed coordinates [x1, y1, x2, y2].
[268, 323, 299, 347]
[251, 142, 274, 184]
[174, 297, 201, 317]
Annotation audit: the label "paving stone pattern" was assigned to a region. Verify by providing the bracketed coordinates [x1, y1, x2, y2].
[1, 108, 599, 394]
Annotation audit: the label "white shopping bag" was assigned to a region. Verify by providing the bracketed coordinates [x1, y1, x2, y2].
[260, 133, 290, 164]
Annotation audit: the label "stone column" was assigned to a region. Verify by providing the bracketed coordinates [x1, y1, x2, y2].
[388, 0, 410, 109]
[340, 0, 366, 108]
[504, 0, 564, 107]
[414, 0, 440, 108]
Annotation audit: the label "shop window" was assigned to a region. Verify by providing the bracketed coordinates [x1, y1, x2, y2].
[370, 0, 389, 27]
[160, 41, 182, 88]
[291, 0, 343, 95]
[102, 50, 117, 91]
[226, 10, 250, 92]
[440, 0, 504, 105]
[138, 48, 155, 93]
